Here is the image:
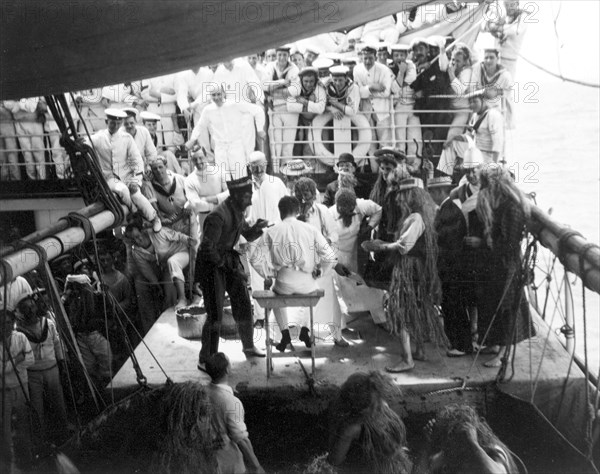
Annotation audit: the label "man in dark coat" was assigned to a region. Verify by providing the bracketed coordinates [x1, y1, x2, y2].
[196, 175, 269, 368]
[322, 153, 371, 206]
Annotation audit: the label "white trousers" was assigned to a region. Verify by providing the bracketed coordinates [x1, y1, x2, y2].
[107, 177, 157, 222]
[46, 123, 69, 179]
[271, 108, 299, 169]
[166, 251, 189, 282]
[214, 141, 248, 180]
[0, 121, 19, 180]
[394, 103, 422, 158]
[14, 121, 46, 180]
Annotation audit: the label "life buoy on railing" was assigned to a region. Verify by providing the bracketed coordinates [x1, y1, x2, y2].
[311, 113, 372, 167]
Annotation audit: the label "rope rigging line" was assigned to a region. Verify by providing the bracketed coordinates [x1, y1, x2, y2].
[106, 293, 172, 385]
[505, 43, 600, 89]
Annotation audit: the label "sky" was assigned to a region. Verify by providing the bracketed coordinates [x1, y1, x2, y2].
[515, 1, 600, 84]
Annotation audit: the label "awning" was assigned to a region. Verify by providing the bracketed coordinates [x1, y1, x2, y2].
[0, 0, 441, 100]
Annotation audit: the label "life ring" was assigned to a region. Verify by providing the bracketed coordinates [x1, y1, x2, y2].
[311, 112, 372, 167]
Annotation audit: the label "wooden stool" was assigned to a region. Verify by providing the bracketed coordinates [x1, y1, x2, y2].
[252, 290, 324, 379]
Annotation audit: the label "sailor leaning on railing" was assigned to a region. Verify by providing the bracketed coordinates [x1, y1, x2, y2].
[0, 37, 515, 185]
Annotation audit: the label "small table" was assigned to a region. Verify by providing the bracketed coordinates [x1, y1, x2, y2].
[252, 290, 324, 379]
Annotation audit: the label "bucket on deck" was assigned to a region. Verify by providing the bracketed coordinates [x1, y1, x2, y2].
[176, 305, 207, 339]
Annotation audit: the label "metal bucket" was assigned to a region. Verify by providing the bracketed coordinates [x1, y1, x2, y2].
[175, 305, 206, 339]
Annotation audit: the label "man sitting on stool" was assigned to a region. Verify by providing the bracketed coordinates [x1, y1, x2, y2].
[250, 196, 337, 352]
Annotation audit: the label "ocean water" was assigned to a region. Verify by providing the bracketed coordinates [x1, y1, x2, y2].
[510, 78, 600, 374]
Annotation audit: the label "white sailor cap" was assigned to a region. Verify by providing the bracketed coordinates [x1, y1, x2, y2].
[341, 56, 358, 65]
[323, 52, 343, 62]
[329, 65, 349, 76]
[312, 57, 334, 70]
[410, 37, 428, 49]
[140, 111, 161, 122]
[122, 107, 138, 118]
[104, 108, 128, 120]
[376, 42, 390, 53]
[390, 44, 411, 52]
[426, 35, 446, 49]
[304, 47, 320, 56]
[299, 66, 319, 77]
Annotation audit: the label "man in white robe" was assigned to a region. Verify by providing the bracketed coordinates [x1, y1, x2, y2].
[187, 87, 265, 180]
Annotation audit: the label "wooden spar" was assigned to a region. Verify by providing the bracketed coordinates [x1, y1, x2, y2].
[0, 201, 598, 296]
[529, 205, 600, 294]
[0, 208, 123, 286]
[0, 202, 106, 258]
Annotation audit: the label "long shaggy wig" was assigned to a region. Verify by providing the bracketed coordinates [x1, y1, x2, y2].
[476, 165, 531, 246]
[430, 404, 518, 474]
[329, 371, 411, 473]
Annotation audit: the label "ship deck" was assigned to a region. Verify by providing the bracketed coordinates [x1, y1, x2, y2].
[112, 305, 581, 400]
[110, 306, 594, 473]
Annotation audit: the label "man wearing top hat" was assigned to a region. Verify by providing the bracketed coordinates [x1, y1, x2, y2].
[322, 153, 370, 207]
[84, 108, 162, 232]
[390, 44, 421, 159]
[263, 46, 300, 169]
[288, 66, 327, 157]
[352, 44, 394, 153]
[196, 174, 269, 366]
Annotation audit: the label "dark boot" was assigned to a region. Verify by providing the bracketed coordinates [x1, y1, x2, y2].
[275, 329, 291, 352]
[299, 326, 312, 348]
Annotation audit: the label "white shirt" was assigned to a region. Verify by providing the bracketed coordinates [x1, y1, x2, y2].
[184, 165, 229, 225]
[252, 216, 337, 278]
[121, 125, 158, 165]
[249, 174, 288, 224]
[303, 202, 339, 244]
[262, 61, 300, 108]
[326, 82, 361, 117]
[393, 213, 425, 254]
[287, 82, 327, 116]
[89, 128, 144, 183]
[192, 100, 265, 147]
[353, 62, 393, 120]
[1, 331, 34, 389]
[470, 107, 504, 154]
[329, 198, 382, 271]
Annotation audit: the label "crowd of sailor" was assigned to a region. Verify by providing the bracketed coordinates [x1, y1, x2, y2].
[0, 1, 525, 181]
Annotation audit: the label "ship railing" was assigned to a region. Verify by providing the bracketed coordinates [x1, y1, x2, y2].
[526, 203, 600, 385]
[0, 96, 490, 182]
[265, 98, 484, 172]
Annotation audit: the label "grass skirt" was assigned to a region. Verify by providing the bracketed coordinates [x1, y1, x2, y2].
[388, 256, 448, 347]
